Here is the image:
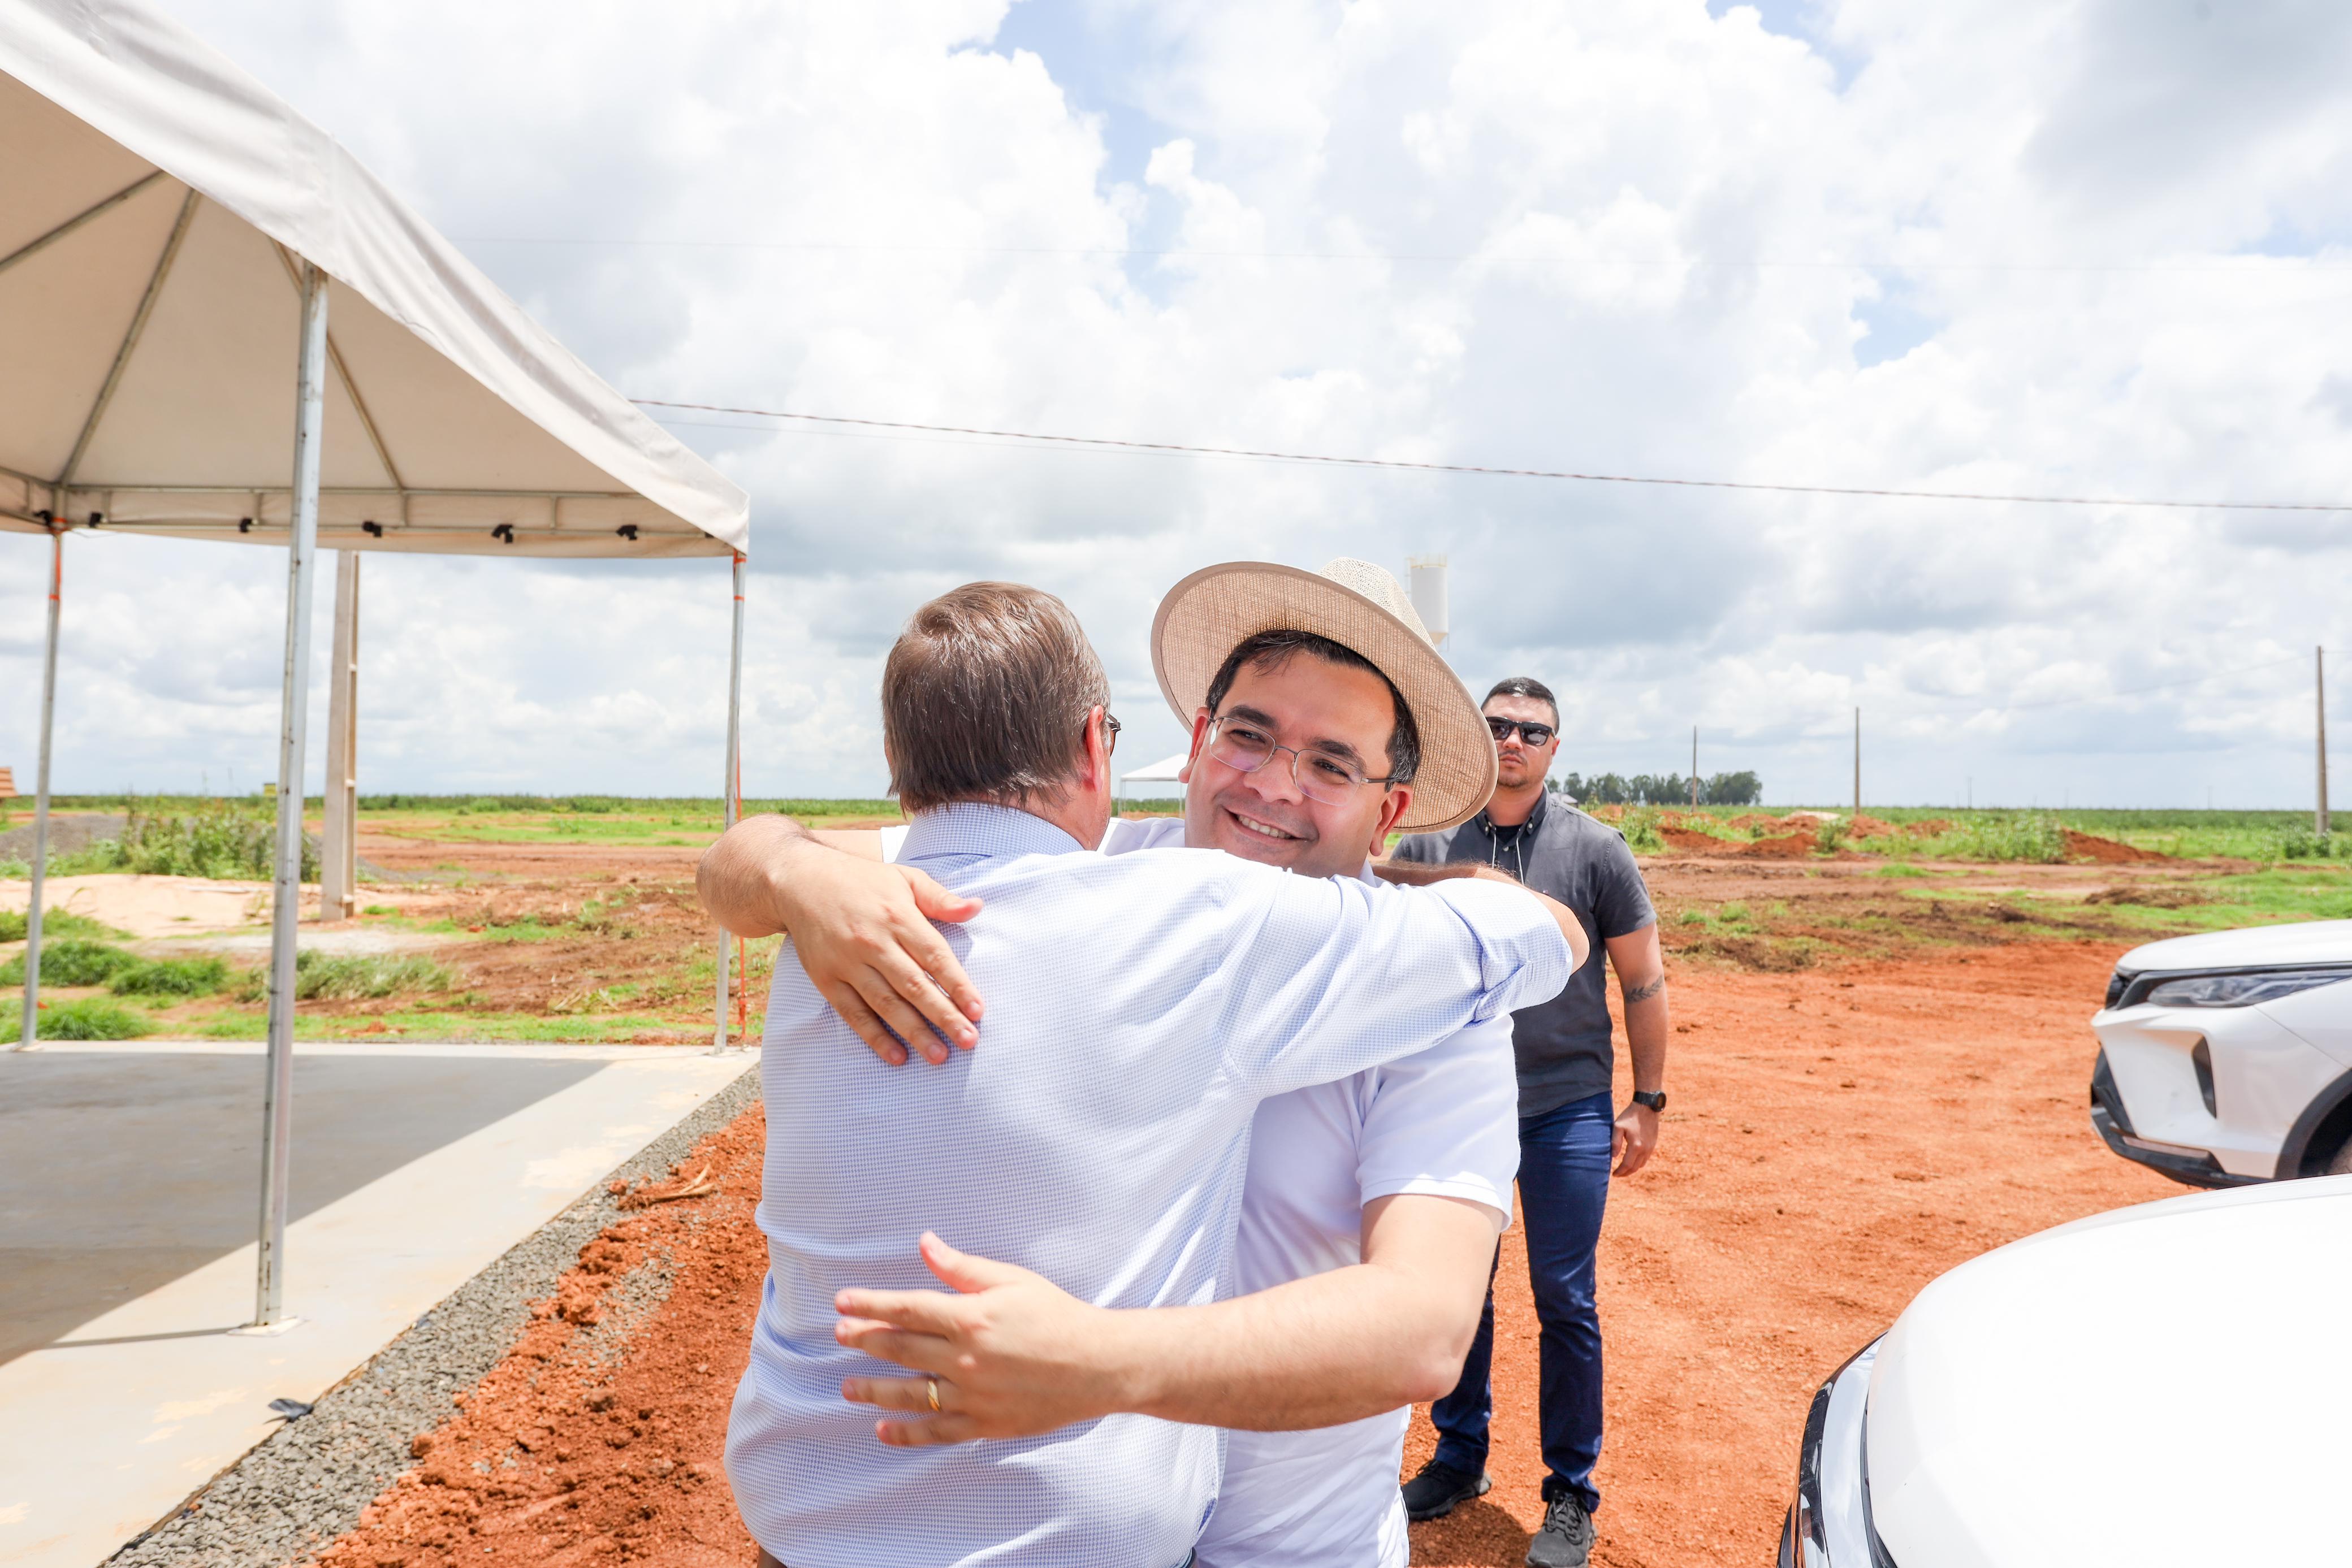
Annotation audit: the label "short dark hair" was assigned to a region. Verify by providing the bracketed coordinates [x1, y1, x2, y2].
[1485, 675, 1558, 724]
[1203, 628, 1420, 783]
[883, 582, 1109, 812]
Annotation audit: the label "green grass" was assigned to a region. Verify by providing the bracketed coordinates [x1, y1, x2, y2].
[226, 951, 454, 1003]
[0, 908, 127, 943]
[0, 996, 153, 1040]
[0, 939, 137, 987]
[2069, 868, 2352, 933]
[107, 955, 232, 997]
[187, 1007, 701, 1043]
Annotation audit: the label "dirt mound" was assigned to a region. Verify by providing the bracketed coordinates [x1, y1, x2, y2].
[1905, 818, 1953, 838]
[1729, 813, 1782, 831]
[1742, 830, 1817, 859]
[1847, 815, 1902, 839]
[1660, 826, 1736, 854]
[2062, 830, 2169, 864]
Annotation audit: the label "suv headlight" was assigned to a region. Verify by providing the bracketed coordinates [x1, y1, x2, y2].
[2142, 970, 2350, 1008]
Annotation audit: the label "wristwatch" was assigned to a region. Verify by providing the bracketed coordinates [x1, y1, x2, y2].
[1631, 1090, 1667, 1112]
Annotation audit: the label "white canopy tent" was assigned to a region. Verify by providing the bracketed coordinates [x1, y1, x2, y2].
[1120, 750, 1192, 796]
[2, 0, 753, 1326]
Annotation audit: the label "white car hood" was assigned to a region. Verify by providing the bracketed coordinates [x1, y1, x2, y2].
[1866, 1176, 2352, 1567]
[2116, 918, 2352, 973]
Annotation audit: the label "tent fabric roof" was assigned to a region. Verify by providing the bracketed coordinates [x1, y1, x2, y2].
[0, 0, 748, 559]
[1122, 751, 1193, 784]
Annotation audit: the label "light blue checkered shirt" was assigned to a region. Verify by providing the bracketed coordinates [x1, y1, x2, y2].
[725, 803, 1570, 1567]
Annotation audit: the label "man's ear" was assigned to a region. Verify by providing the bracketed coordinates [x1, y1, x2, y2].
[1178, 709, 1212, 783]
[1082, 703, 1112, 793]
[1369, 786, 1414, 859]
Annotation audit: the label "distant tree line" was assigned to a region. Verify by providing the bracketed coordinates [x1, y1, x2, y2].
[1550, 770, 1763, 806]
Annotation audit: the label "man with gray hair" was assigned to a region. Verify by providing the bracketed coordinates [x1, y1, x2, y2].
[720, 579, 1583, 1567]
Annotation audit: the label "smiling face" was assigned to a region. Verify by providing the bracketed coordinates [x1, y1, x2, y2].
[1179, 651, 1415, 879]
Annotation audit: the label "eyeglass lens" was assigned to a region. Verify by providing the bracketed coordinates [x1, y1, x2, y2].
[1208, 720, 1369, 804]
[1488, 718, 1554, 746]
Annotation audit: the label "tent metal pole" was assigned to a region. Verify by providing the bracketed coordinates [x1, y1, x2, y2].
[321, 552, 360, 919]
[712, 551, 746, 1054]
[13, 527, 62, 1052]
[252, 262, 330, 1328]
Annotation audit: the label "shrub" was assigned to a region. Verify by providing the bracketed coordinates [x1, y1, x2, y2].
[109, 955, 231, 997]
[1616, 806, 1666, 853]
[0, 938, 137, 987]
[231, 951, 454, 1002]
[1936, 814, 2067, 864]
[0, 996, 153, 1040]
[2278, 825, 2343, 861]
[0, 908, 123, 943]
[41, 799, 317, 880]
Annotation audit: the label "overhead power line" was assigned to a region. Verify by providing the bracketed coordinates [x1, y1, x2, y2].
[460, 235, 2352, 275]
[629, 399, 2352, 512]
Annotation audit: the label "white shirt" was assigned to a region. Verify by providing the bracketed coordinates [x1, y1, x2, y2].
[730, 804, 1566, 1568]
[884, 816, 1523, 1568]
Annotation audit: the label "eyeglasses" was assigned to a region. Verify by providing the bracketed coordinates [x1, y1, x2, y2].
[1205, 715, 1401, 805]
[1486, 717, 1555, 747]
[1102, 713, 1121, 755]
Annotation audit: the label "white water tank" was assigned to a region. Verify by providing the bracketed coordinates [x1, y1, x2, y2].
[1406, 554, 1449, 649]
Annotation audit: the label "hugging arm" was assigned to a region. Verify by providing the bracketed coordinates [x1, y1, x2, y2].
[694, 812, 984, 1063]
[1373, 856, 1592, 980]
[835, 1192, 1502, 1445]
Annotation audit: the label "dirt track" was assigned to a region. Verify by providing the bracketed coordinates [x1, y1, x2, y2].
[312, 932, 2174, 1567]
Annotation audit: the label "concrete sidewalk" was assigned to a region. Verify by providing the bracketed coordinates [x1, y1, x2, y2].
[0, 1041, 756, 1568]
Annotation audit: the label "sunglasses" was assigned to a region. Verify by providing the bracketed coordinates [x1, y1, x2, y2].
[1486, 717, 1556, 747]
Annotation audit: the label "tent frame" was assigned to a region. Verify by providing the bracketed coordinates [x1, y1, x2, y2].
[8, 292, 753, 1326]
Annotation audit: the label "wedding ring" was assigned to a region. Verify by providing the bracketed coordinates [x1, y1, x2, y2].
[927, 1378, 941, 1413]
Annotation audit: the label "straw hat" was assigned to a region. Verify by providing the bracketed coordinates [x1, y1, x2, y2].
[1150, 558, 1497, 833]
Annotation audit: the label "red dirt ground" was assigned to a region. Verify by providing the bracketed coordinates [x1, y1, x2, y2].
[319, 940, 2173, 1567]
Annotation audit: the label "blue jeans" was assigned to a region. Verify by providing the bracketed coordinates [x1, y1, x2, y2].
[1430, 1090, 1614, 1514]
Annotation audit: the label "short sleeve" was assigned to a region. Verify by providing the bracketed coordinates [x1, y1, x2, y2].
[1590, 830, 1656, 939]
[1216, 872, 1572, 1100]
[1356, 1016, 1520, 1224]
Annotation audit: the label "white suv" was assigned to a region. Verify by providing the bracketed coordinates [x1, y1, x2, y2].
[2089, 919, 2352, 1185]
[1778, 1177, 2351, 1566]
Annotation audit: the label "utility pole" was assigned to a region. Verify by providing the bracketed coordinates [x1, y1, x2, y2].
[1853, 707, 1861, 816]
[2320, 646, 2332, 837]
[1690, 725, 1699, 808]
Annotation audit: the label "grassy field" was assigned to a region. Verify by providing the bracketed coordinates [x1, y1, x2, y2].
[1564, 801, 2345, 863]
[7, 798, 2346, 1033]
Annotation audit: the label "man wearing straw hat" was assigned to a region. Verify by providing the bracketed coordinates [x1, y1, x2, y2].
[708, 569, 1583, 1568]
[701, 560, 1562, 1566]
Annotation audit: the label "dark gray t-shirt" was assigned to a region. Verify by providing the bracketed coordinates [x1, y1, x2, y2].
[1392, 791, 1655, 1117]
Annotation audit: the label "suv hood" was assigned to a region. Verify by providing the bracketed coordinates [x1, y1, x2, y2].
[1866, 1176, 2352, 1567]
[2115, 918, 2352, 974]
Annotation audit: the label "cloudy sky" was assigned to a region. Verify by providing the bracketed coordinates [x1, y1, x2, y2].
[6, 0, 2350, 808]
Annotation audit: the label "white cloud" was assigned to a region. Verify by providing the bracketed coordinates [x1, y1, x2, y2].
[4, 0, 2348, 809]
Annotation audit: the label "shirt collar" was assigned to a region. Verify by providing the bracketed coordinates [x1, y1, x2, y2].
[897, 800, 1089, 861]
[1478, 787, 1549, 837]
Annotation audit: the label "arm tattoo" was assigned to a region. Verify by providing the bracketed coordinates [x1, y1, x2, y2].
[1622, 974, 1666, 1005]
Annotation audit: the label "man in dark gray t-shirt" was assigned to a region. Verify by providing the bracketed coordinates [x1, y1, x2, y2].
[1390, 787, 1654, 1114]
[1389, 675, 1670, 1568]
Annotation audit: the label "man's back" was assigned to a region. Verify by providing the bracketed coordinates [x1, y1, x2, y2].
[727, 804, 1564, 1567]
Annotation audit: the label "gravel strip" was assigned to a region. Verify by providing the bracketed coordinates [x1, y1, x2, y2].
[108, 1062, 763, 1567]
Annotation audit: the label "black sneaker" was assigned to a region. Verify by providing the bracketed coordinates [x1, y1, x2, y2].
[1525, 1492, 1596, 1568]
[1400, 1457, 1490, 1522]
